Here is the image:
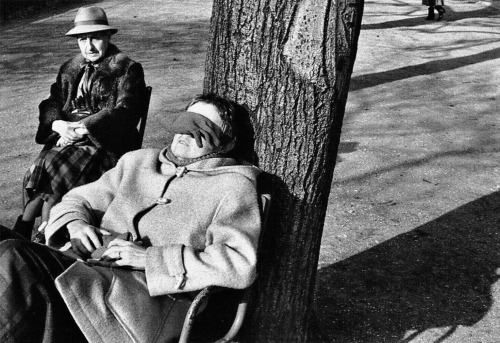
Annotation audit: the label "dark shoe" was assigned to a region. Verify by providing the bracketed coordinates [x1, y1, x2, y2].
[436, 6, 446, 20]
[12, 215, 34, 240]
[425, 7, 435, 20]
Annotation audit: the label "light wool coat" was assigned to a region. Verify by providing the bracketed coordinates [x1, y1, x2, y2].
[45, 148, 262, 343]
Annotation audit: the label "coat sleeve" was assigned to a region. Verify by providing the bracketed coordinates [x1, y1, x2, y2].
[81, 62, 146, 154]
[45, 154, 126, 248]
[36, 65, 67, 145]
[145, 179, 262, 296]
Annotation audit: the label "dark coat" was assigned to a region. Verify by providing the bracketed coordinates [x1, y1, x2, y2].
[36, 44, 147, 158]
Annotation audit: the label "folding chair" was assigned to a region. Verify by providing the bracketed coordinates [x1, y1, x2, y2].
[178, 190, 271, 343]
[138, 86, 152, 148]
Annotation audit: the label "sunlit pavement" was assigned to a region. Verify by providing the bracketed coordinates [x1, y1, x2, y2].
[317, 0, 500, 342]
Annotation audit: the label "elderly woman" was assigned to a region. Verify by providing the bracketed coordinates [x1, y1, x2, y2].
[14, 6, 148, 239]
[0, 94, 262, 343]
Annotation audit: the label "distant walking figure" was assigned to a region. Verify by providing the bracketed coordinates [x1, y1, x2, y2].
[423, 0, 446, 20]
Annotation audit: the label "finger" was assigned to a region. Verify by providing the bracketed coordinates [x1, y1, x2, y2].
[193, 131, 204, 148]
[64, 129, 77, 139]
[38, 221, 47, 232]
[61, 133, 75, 142]
[101, 246, 121, 260]
[99, 229, 111, 236]
[84, 227, 103, 249]
[199, 124, 222, 147]
[79, 235, 95, 253]
[200, 131, 215, 149]
[107, 238, 132, 247]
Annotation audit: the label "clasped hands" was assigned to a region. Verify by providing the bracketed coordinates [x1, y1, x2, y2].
[66, 220, 147, 270]
[52, 119, 89, 147]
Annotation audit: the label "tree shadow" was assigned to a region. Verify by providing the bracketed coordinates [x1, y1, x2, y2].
[362, 5, 499, 30]
[349, 46, 500, 91]
[315, 191, 500, 342]
[0, 0, 103, 25]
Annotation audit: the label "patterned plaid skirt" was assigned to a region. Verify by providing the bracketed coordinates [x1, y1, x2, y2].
[23, 140, 117, 206]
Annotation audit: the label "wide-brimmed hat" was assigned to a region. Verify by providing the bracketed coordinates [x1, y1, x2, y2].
[66, 7, 118, 37]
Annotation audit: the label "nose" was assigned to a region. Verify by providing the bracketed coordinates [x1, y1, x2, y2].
[84, 38, 95, 51]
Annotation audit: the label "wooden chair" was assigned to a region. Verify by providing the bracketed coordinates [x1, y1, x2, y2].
[138, 86, 152, 148]
[178, 191, 271, 343]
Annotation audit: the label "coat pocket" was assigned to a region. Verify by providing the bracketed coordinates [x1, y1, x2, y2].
[106, 268, 192, 343]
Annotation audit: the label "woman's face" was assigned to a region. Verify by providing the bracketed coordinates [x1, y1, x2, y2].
[77, 32, 111, 62]
[171, 102, 223, 160]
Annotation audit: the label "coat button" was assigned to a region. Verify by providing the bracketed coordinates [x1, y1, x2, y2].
[156, 197, 171, 205]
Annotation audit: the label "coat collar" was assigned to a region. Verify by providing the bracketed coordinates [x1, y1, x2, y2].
[66, 44, 128, 77]
[157, 147, 261, 183]
[158, 147, 238, 174]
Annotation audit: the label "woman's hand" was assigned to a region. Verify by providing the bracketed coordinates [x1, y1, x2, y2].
[52, 120, 86, 144]
[101, 239, 147, 270]
[67, 220, 110, 258]
[169, 111, 223, 148]
[75, 122, 89, 136]
[56, 137, 68, 147]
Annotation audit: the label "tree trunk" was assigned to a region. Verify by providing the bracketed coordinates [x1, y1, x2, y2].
[204, 0, 364, 341]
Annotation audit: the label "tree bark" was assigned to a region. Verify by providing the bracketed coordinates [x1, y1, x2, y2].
[204, 0, 364, 341]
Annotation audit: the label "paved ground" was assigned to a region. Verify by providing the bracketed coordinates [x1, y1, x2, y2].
[1, 0, 499, 342]
[315, 1, 500, 342]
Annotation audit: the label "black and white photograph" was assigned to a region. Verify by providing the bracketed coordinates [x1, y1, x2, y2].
[0, 0, 499, 342]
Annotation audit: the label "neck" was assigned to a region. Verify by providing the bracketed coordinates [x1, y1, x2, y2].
[164, 146, 225, 167]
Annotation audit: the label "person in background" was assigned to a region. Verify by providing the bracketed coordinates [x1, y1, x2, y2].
[15, 6, 147, 239]
[0, 93, 262, 343]
[423, 0, 446, 20]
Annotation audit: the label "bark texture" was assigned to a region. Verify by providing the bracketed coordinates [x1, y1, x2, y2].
[204, 0, 364, 341]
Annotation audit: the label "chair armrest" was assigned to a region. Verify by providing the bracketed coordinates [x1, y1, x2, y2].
[178, 286, 214, 343]
[177, 286, 252, 343]
[214, 287, 252, 343]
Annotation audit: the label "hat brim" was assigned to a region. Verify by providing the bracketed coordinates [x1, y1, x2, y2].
[66, 25, 118, 37]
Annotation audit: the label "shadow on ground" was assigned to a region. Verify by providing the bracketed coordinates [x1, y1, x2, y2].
[0, 0, 103, 24]
[361, 4, 499, 30]
[350, 46, 500, 91]
[315, 191, 500, 342]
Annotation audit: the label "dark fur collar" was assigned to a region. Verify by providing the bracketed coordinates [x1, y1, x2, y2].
[62, 44, 132, 77]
